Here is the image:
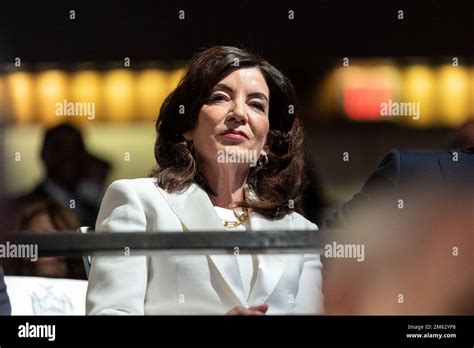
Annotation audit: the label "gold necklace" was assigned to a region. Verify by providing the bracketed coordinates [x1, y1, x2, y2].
[219, 190, 249, 228]
[222, 208, 249, 228]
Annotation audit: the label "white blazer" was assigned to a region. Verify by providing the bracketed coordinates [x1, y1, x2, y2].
[86, 178, 324, 315]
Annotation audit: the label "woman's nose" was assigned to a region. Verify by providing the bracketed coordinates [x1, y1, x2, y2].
[229, 100, 248, 124]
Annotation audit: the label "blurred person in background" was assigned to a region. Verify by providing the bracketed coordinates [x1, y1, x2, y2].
[325, 116, 474, 229]
[322, 120, 474, 313]
[0, 136, 12, 315]
[0, 264, 11, 315]
[324, 147, 474, 229]
[3, 200, 86, 279]
[15, 123, 110, 228]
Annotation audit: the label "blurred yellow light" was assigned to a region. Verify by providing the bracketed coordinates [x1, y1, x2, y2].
[341, 66, 365, 88]
[471, 68, 474, 115]
[401, 65, 435, 127]
[5, 72, 35, 123]
[70, 70, 101, 125]
[36, 70, 69, 126]
[168, 68, 185, 91]
[0, 76, 5, 122]
[437, 65, 470, 127]
[136, 69, 170, 121]
[314, 68, 340, 119]
[103, 69, 135, 121]
[373, 65, 401, 90]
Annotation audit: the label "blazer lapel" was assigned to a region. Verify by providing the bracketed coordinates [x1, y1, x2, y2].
[247, 213, 290, 306]
[155, 182, 293, 307]
[157, 183, 224, 231]
[208, 255, 248, 307]
[155, 182, 249, 306]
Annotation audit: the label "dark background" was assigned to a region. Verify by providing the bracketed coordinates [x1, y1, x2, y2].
[1, 1, 472, 61]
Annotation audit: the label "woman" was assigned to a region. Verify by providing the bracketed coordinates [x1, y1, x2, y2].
[86, 46, 324, 315]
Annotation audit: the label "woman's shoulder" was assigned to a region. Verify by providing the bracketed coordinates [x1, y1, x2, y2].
[286, 211, 319, 230]
[106, 177, 157, 191]
[252, 210, 318, 231]
[103, 177, 195, 206]
[103, 177, 162, 202]
[106, 177, 195, 195]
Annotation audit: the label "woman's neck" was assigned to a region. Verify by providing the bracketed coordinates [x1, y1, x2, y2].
[201, 161, 249, 210]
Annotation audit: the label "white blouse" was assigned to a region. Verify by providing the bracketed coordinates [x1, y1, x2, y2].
[213, 206, 256, 301]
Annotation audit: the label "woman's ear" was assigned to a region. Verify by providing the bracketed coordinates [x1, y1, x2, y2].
[183, 131, 192, 141]
[260, 144, 270, 156]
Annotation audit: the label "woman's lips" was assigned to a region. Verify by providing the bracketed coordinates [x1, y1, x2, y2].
[222, 132, 248, 140]
[221, 130, 249, 140]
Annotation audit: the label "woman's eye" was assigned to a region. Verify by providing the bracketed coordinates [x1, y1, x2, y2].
[209, 94, 228, 102]
[250, 102, 265, 111]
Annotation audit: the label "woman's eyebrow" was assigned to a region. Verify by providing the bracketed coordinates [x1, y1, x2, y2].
[213, 83, 269, 102]
[248, 92, 269, 103]
[212, 83, 233, 93]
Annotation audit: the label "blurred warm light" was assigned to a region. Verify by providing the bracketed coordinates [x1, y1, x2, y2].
[5, 72, 35, 123]
[136, 69, 169, 121]
[2, 60, 471, 128]
[401, 65, 435, 127]
[374, 64, 401, 98]
[341, 65, 397, 121]
[169, 68, 185, 90]
[314, 68, 339, 119]
[70, 70, 101, 125]
[324, 62, 472, 127]
[2, 66, 187, 124]
[437, 65, 470, 126]
[103, 69, 135, 121]
[36, 70, 69, 126]
[471, 68, 474, 115]
[0, 76, 5, 122]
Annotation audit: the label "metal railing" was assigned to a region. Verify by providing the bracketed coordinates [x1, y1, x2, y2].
[4, 229, 330, 256]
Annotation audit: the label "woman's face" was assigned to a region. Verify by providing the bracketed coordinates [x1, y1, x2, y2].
[185, 67, 270, 167]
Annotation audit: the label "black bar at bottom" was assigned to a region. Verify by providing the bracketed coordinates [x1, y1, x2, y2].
[0, 315, 472, 346]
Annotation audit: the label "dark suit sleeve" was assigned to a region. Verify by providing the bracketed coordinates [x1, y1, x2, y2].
[323, 150, 401, 229]
[0, 265, 11, 315]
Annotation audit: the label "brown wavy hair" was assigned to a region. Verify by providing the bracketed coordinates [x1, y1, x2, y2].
[150, 46, 307, 219]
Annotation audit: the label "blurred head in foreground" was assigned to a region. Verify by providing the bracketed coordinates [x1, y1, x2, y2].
[323, 186, 473, 314]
